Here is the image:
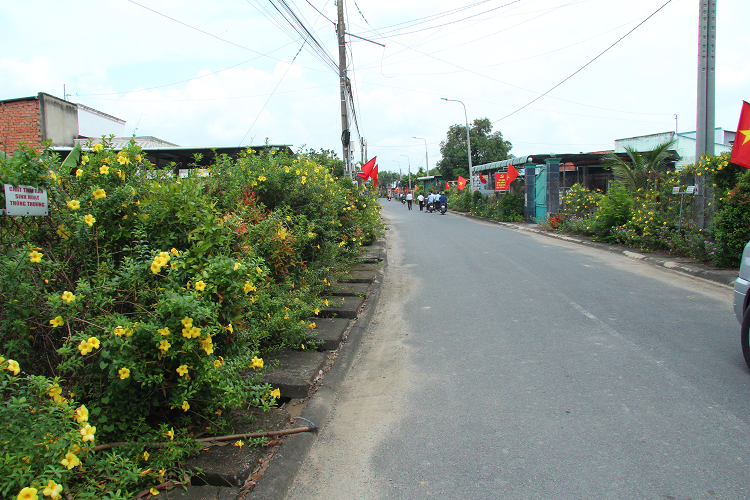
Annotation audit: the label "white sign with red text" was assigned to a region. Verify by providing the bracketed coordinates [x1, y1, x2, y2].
[4, 184, 48, 216]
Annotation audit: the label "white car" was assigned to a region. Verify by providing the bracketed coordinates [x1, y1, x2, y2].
[734, 240, 750, 368]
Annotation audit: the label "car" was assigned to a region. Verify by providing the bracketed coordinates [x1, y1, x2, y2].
[734, 240, 750, 368]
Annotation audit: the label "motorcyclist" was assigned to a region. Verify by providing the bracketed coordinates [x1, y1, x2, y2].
[439, 192, 448, 213]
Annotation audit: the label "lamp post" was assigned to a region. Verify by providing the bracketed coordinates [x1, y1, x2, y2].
[413, 137, 428, 175]
[441, 98, 472, 189]
[400, 154, 411, 192]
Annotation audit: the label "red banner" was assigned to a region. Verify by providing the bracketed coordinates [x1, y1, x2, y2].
[495, 165, 519, 191]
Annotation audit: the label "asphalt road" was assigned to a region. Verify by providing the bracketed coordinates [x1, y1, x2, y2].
[287, 200, 750, 500]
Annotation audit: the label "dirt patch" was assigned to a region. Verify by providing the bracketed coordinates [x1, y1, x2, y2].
[285, 222, 414, 500]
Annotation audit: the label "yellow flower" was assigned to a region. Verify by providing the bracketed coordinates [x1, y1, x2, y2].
[243, 282, 256, 294]
[42, 480, 63, 500]
[313, 308, 320, 315]
[17, 487, 38, 500]
[92, 143, 103, 153]
[75, 168, 83, 178]
[194, 280, 206, 291]
[308, 232, 315, 239]
[25, 249, 44, 264]
[81, 154, 89, 164]
[78, 340, 93, 355]
[6, 359, 19, 375]
[88, 337, 100, 349]
[277, 227, 288, 239]
[75, 405, 88, 424]
[213, 359, 223, 368]
[170, 247, 179, 256]
[307, 322, 316, 329]
[181, 400, 190, 412]
[48, 384, 62, 400]
[117, 151, 130, 165]
[234, 262, 241, 271]
[167, 428, 175, 440]
[80, 424, 96, 442]
[48, 170, 57, 181]
[49, 316, 64, 327]
[61, 451, 81, 469]
[118, 367, 130, 379]
[181, 317, 193, 329]
[270, 388, 281, 399]
[258, 176, 267, 181]
[61, 291, 76, 304]
[150, 488, 160, 496]
[234, 440, 244, 448]
[93, 188, 106, 200]
[159, 340, 171, 354]
[158, 327, 171, 336]
[251, 357, 264, 370]
[66, 199, 80, 210]
[225, 324, 233, 333]
[176, 365, 189, 377]
[84, 214, 95, 227]
[99, 165, 110, 175]
[143, 451, 149, 461]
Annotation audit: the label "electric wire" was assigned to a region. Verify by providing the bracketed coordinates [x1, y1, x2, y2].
[237, 42, 307, 147]
[493, 0, 674, 123]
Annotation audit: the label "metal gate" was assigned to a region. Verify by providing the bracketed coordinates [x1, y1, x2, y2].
[535, 166, 547, 222]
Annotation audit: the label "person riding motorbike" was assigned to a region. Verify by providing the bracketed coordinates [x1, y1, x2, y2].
[439, 192, 448, 214]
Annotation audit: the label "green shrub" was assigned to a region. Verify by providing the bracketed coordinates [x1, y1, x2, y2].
[590, 184, 632, 241]
[713, 169, 750, 267]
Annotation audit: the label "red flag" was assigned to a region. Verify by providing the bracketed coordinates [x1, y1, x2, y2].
[457, 176, 466, 191]
[731, 101, 750, 169]
[507, 165, 519, 183]
[445, 181, 450, 190]
[479, 172, 487, 184]
[371, 165, 378, 187]
[356, 157, 377, 180]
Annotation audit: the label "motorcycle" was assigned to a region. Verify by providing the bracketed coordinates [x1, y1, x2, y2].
[440, 202, 447, 215]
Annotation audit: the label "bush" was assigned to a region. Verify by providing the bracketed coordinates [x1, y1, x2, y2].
[0, 139, 384, 496]
[590, 183, 632, 241]
[713, 169, 750, 267]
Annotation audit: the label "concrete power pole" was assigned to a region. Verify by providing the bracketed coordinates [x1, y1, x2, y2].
[695, 0, 717, 229]
[337, 0, 351, 178]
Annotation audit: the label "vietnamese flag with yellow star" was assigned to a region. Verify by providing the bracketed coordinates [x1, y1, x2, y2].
[731, 101, 750, 169]
[457, 176, 467, 190]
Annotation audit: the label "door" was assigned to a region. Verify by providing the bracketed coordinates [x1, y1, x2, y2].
[535, 166, 547, 222]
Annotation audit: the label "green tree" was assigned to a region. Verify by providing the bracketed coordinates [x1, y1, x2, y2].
[377, 170, 400, 189]
[601, 138, 676, 192]
[437, 118, 512, 180]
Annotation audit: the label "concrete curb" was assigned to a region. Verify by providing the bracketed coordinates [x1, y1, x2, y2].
[450, 210, 738, 288]
[248, 243, 388, 499]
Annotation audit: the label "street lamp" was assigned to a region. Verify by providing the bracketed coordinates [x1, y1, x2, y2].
[413, 137, 428, 175]
[441, 98, 472, 189]
[400, 154, 411, 191]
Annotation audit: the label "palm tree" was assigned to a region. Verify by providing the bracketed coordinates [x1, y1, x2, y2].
[602, 138, 677, 192]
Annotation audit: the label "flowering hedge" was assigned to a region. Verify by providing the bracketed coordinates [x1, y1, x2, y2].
[0, 139, 383, 498]
[545, 152, 749, 267]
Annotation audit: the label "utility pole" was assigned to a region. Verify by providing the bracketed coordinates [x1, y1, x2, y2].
[695, 0, 716, 229]
[336, 0, 351, 178]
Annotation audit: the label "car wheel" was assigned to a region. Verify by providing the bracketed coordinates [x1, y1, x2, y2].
[742, 306, 750, 370]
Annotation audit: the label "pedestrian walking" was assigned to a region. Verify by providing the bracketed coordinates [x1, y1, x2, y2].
[405, 191, 413, 210]
[417, 193, 424, 211]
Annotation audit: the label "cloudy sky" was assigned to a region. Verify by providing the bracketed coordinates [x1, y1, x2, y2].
[2, 0, 748, 175]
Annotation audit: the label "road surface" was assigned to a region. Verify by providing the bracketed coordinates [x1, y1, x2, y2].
[287, 200, 749, 500]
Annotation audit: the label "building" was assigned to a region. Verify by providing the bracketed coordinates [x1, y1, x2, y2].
[0, 93, 125, 153]
[1, 92, 292, 169]
[615, 128, 735, 170]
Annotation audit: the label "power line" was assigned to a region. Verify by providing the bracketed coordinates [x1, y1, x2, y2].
[238, 42, 307, 147]
[493, 0, 674, 123]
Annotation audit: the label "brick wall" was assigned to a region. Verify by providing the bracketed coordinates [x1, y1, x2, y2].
[0, 98, 42, 154]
